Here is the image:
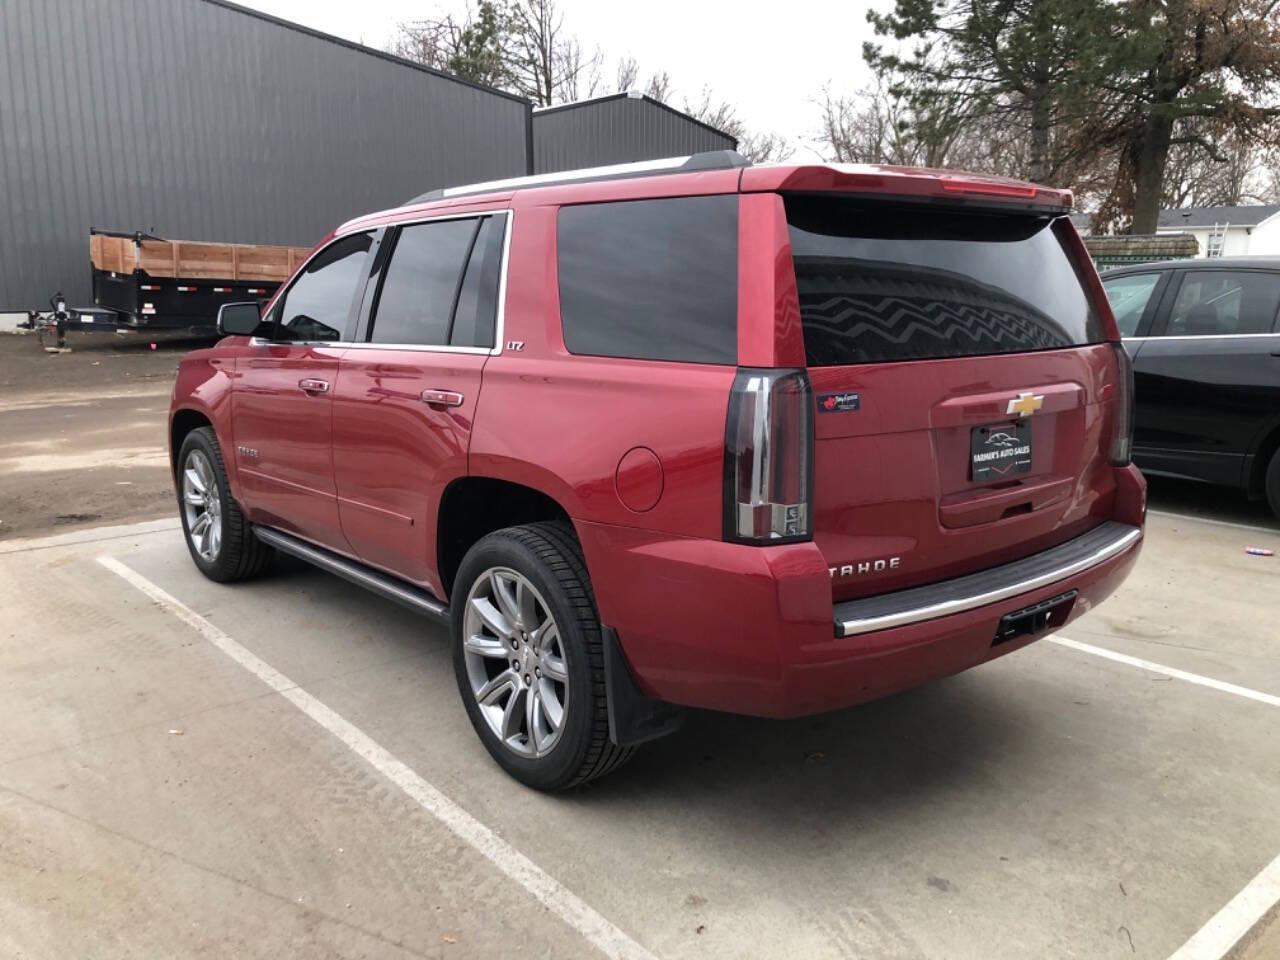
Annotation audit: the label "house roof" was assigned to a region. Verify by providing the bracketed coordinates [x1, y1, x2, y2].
[1102, 255, 1280, 277]
[1084, 233, 1199, 258]
[1157, 205, 1280, 229]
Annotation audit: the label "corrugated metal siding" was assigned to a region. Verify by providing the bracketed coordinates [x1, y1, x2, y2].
[532, 96, 737, 174]
[0, 0, 529, 308]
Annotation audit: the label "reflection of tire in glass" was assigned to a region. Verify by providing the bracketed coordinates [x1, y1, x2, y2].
[1267, 449, 1280, 522]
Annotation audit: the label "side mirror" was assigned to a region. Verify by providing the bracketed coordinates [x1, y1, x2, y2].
[216, 301, 263, 337]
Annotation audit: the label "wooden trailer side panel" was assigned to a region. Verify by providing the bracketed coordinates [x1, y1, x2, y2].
[92, 232, 314, 282]
[89, 234, 136, 274]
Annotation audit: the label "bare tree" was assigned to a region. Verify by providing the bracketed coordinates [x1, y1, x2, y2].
[500, 0, 602, 105]
[672, 86, 789, 162]
[391, 3, 790, 159]
[389, 1, 510, 88]
[643, 71, 673, 103]
[614, 56, 640, 93]
[736, 130, 792, 164]
[817, 80, 1000, 169]
[389, 14, 466, 72]
[1161, 125, 1280, 208]
[556, 36, 603, 102]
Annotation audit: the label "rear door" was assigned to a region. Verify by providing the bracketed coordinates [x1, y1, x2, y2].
[232, 231, 373, 550]
[1128, 268, 1280, 485]
[784, 196, 1120, 601]
[331, 212, 507, 590]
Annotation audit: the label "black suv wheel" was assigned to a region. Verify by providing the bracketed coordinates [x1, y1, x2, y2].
[451, 522, 633, 791]
[176, 427, 272, 582]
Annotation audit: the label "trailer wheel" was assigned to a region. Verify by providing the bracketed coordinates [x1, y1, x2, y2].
[177, 427, 272, 582]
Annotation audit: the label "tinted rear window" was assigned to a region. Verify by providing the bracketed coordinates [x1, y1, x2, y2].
[370, 218, 477, 346]
[786, 197, 1104, 365]
[557, 195, 738, 364]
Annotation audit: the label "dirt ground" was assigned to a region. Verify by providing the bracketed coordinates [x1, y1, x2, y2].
[0, 330, 214, 541]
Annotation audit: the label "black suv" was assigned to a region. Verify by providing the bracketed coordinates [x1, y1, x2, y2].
[1102, 257, 1280, 519]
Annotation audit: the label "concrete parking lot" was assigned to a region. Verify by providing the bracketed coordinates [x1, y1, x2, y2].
[1, 509, 1277, 959]
[1, 328, 1278, 959]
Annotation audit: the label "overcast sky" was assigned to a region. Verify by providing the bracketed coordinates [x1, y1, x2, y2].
[239, 0, 879, 159]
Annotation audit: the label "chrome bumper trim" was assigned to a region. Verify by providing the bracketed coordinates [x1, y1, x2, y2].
[833, 522, 1142, 638]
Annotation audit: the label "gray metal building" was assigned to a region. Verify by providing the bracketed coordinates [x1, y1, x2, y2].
[0, 1, 736, 311]
[0, 0, 532, 309]
[532, 92, 737, 174]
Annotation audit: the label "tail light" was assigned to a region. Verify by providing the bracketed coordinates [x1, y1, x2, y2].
[724, 368, 814, 544]
[1111, 343, 1134, 465]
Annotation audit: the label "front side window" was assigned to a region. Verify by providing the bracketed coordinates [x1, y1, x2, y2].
[1102, 272, 1162, 338]
[557, 195, 738, 364]
[274, 232, 373, 341]
[369, 217, 492, 347]
[1165, 271, 1280, 337]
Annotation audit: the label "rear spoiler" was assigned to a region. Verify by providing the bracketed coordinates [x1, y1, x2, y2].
[740, 164, 1072, 215]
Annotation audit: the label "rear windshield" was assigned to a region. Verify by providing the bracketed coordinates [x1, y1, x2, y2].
[785, 197, 1104, 366]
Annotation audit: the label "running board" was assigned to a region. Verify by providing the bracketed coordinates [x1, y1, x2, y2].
[252, 526, 450, 625]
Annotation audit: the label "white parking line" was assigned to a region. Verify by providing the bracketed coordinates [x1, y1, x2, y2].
[1049, 636, 1280, 708]
[1167, 852, 1280, 960]
[1148, 509, 1278, 537]
[1051, 635, 1280, 958]
[97, 555, 657, 960]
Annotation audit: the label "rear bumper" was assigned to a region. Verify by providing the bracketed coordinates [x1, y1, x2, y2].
[576, 468, 1146, 719]
[834, 521, 1140, 637]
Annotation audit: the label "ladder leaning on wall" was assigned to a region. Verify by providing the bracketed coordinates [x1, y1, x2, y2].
[1206, 222, 1229, 258]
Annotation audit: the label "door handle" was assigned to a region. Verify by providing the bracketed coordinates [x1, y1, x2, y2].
[421, 388, 464, 407]
[298, 378, 330, 394]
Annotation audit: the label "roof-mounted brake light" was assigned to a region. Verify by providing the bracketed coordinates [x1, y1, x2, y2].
[941, 180, 1040, 200]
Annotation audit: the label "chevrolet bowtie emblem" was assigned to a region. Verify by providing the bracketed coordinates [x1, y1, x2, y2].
[1006, 391, 1045, 418]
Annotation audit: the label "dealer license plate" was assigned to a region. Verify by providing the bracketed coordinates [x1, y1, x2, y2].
[970, 421, 1032, 482]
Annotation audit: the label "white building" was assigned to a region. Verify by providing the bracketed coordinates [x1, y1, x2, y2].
[1155, 205, 1280, 257]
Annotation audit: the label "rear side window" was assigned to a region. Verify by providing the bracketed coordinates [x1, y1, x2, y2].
[1165, 271, 1280, 336]
[370, 218, 478, 346]
[786, 197, 1105, 365]
[557, 195, 738, 364]
[1102, 272, 1162, 337]
[450, 216, 505, 348]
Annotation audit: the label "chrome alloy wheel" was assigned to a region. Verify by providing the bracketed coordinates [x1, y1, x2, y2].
[181, 449, 222, 563]
[462, 567, 568, 758]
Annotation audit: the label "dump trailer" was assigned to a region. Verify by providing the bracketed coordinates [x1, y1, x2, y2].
[90, 229, 312, 328]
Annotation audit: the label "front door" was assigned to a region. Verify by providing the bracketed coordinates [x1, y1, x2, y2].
[1131, 268, 1280, 485]
[332, 212, 507, 593]
[232, 231, 375, 550]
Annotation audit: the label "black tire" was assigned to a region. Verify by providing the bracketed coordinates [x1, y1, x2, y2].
[1267, 449, 1280, 522]
[176, 426, 272, 582]
[451, 521, 634, 791]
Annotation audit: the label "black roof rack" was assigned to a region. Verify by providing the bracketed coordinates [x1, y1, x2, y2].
[406, 150, 749, 205]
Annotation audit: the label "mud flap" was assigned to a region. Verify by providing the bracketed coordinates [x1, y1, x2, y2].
[602, 626, 685, 747]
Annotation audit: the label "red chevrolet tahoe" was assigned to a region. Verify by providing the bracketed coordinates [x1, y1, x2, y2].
[169, 152, 1145, 790]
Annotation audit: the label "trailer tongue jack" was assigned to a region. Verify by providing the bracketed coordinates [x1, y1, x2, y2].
[20, 292, 76, 352]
